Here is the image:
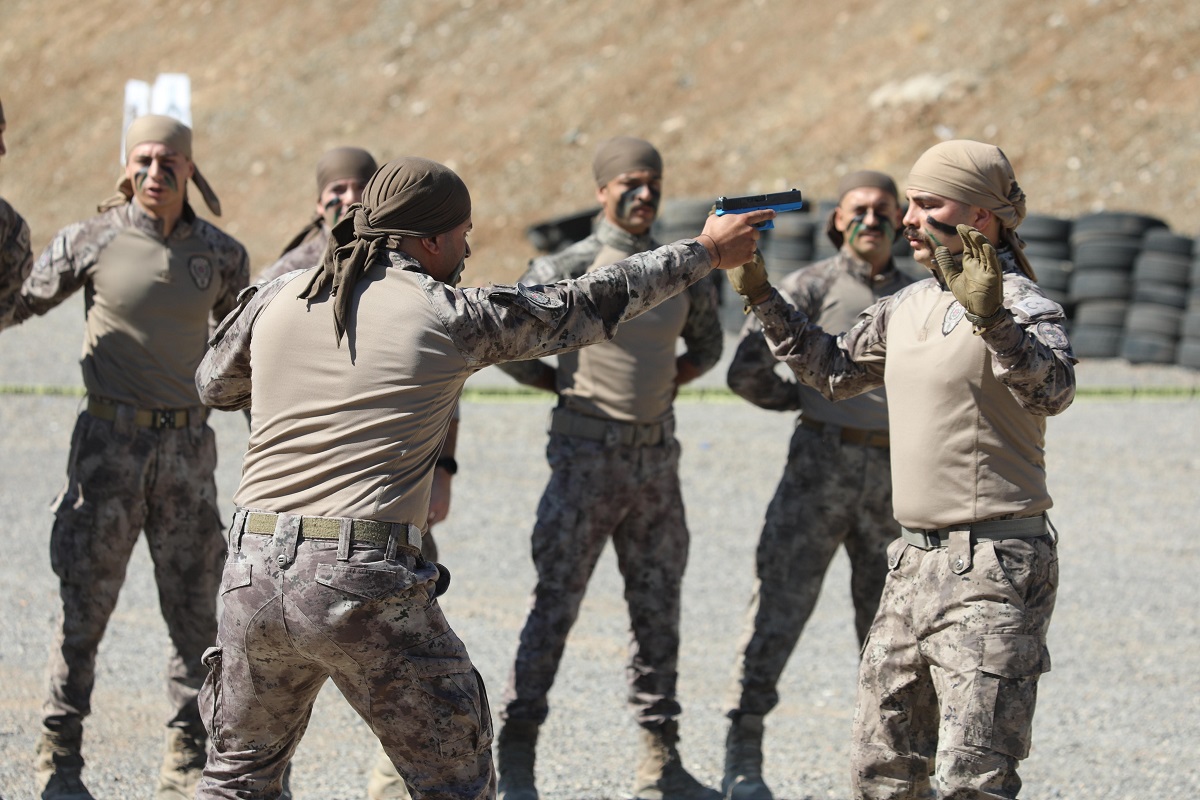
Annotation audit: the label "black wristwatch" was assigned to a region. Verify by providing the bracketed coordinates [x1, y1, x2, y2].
[435, 456, 459, 475]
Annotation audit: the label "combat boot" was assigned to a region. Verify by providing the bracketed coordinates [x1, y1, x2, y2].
[721, 714, 773, 800]
[366, 750, 413, 800]
[496, 719, 540, 800]
[154, 725, 207, 800]
[34, 718, 94, 800]
[632, 720, 722, 800]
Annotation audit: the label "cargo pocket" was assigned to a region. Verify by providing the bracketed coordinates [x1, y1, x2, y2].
[406, 636, 490, 759]
[220, 560, 252, 594]
[315, 560, 422, 600]
[199, 647, 224, 749]
[964, 633, 1051, 759]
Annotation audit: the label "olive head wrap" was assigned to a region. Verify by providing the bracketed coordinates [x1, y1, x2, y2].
[906, 140, 1034, 279]
[101, 114, 222, 216]
[297, 156, 472, 345]
[825, 170, 900, 249]
[315, 146, 378, 196]
[592, 137, 663, 186]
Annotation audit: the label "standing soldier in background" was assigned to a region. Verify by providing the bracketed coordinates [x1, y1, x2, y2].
[257, 145, 377, 283]
[727, 140, 1073, 799]
[192, 155, 769, 799]
[0, 115, 249, 799]
[722, 171, 911, 800]
[0, 96, 34, 300]
[495, 137, 723, 800]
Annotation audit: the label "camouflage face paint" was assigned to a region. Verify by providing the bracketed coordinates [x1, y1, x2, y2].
[617, 183, 661, 224]
[323, 196, 344, 227]
[133, 167, 151, 193]
[846, 214, 896, 248]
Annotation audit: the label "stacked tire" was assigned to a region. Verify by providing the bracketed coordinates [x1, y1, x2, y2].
[652, 198, 737, 331]
[1121, 229, 1193, 364]
[1175, 246, 1200, 368]
[524, 206, 600, 254]
[1020, 214, 1074, 314]
[1067, 212, 1167, 357]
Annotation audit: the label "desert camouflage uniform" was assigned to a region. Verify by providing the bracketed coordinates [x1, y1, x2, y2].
[0, 196, 33, 299]
[498, 219, 722, 729]
[752, 249, 1075, 799]
[725, 251, 912, 721]
[193, 239, 716, 800]
[0, 201, 248, 767]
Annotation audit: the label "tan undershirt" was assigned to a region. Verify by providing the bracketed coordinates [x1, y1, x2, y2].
[558, 243, 688, 423]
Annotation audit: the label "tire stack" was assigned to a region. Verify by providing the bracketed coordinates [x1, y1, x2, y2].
[1019, 214, 1074, 313]
[1180, 253, 1200, 369]
[652, 198, 737, 331]
[524, 206, 600, 254]
[1121, 229, 1193, 364]
[1067, 212, 1167, 358]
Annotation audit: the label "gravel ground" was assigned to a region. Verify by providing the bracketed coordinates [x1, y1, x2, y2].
[0, 298, 1198, 799]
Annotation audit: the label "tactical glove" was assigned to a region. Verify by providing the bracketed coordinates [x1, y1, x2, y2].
[726, 250, 771, 304]
[934, 225, 1005, 328]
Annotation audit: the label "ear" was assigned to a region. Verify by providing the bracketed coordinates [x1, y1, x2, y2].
[971, 206, 995, 232]
[421, 235, 442, 256]
[595, 184, 608, 205]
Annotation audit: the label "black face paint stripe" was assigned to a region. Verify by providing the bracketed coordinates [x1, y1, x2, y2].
[925, 215, 958, 236]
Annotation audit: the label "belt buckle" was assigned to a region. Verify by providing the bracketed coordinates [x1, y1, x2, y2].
[155, 410, 178, 429]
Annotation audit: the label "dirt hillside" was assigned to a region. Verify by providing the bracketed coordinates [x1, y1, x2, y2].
[2, 0, 1198, 284]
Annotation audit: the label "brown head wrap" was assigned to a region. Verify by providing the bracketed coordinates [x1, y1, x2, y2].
[101, 114, 222, 216]
[592, 137, 663, 186]
[315, 146, 378, 196]
[298, 156, 472, 344]
[906, 140, 1034, 278]
[825, 170, 900, 248]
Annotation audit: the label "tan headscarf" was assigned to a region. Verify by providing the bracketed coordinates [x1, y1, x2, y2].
[298, 156, 472, 344]
[906, 140, 1034, 278]
[100, 114, 222, 216]
[279, 147, 381, 256]
[592, 137, 663, 186]
[825, 170, 900, 248]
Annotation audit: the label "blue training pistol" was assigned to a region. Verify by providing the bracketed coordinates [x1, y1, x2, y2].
[714, 189, 805, 230]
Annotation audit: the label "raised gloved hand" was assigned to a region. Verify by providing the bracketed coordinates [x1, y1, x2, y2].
[726, 250, 771, 305]
[934, 224, 1005, 328]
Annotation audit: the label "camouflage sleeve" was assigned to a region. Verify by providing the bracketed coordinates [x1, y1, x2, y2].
[0, 199, 33, 301]
[978, 280, 1077, 416]
[208, 237, 251, 336]
[677, 274, 723, 376]
[753, 287, 889, 402]
[256, 237, 323, 285]
[493, 249, 593, 387]
[195, 276, 291, 410]
[726, 268, 824, 411]
[0, 220, 98, 331]
[429, 239, 714, 369]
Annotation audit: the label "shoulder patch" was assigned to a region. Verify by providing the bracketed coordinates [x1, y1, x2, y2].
[1010, 293, 1064, 322]
[489, 282, 566, 326]
[1036, 321, 1072, 351]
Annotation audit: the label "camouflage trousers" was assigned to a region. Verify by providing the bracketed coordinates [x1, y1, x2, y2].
[727, 423, 896, 717]
[851, 530, 1058, 799]
[197, 512, 494, 800]
[42, 409, 224, 735]
[502, 432, 689, 728]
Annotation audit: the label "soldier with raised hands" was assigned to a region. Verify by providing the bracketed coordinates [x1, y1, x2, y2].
[0, 114, 249, 800]
[727, 140, 1074, 799]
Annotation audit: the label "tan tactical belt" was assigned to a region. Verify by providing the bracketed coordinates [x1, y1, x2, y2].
[548, 407, 673, 448]
[87, 396, 207, 430]
[901, 514, 1048, 549]
[243, 511, 423, 552]
[799, 417, 889, 449]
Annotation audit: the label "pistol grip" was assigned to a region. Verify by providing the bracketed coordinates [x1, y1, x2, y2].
[755, 219, 775, 231]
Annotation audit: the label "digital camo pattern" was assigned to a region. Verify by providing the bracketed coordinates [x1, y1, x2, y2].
[852, 534, 1057, 798]
[43, 412, 224, 737]
[754, 250, 1076, 416]
[502, 432, 689, 727]
[500, 218, 722, 387]
[197, 532, 494, 800]
[256, 228, 326, 284]
[727, 424, 897, 717]
[197, 242, 714, 410]
[0, 201, 248, 332]
[727, 251, 911, 411]
[0, 196, 32, 299]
